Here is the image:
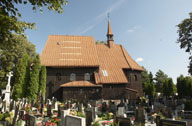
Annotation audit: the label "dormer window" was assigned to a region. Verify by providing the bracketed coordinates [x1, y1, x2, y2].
[102, 70, 108, 76]
[57, 41, 61, 45]
[70, 73, 76, 81]
[84, 73, 90, 81]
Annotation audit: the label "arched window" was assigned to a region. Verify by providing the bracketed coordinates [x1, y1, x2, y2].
[84, 73, 90, 81]
[133, 75, 137, 81]
[70, 73, 76, 81]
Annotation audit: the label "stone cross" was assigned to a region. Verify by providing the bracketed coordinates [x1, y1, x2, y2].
[4, 71, 13, 109]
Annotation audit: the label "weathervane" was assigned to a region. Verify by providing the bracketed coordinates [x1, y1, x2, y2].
[107, 12, 110, 20]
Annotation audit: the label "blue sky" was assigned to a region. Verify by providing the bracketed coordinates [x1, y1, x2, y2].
[17, 0, 192, 82]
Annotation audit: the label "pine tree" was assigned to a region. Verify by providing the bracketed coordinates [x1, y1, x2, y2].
[39, 66, 47, 97]
[12, 53, 29, 100]
[27, 55, 41, 100]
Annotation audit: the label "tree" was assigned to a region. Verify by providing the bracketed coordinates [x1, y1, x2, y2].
[12, 53, 29, 100]
[27, 55, 41, 100]
[149, 72, 153, 83]
[177, 75, 192, 97]
[141, 68, 156, 98]
[95, 40, 107, 44]
[0, 0, 68, 44]
[177, 12, 192, 75]
[162, 78, 177, 97]
[39, 66, 47, 97]
[177, 75, 185, 97]
[154, 70, 168, 93]
[0, 35, 36, 89]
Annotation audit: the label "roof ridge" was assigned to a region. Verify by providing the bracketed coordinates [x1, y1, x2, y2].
[120, 45, 133, 70]
[48, 34, 94, 38]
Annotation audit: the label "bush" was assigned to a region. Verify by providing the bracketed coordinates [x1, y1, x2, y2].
[77, 112, 85, 118]
[0, 114, 4, 121]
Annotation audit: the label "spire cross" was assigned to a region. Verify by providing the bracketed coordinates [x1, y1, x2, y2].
[107, 13, 110, 20]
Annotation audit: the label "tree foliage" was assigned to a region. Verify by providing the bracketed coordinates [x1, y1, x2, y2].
[0, 0, 68, 46]
[141, 68, 156, 98]
[95, 40, 107, 44]
[162, 78, 177, 97]
[177, 12, 192, 75]
[154, 70, 168, 93]
[27, 55, 41, 100]
[39, 66, 47, 97]
[0, 35, 36, 88]
[177, 75, 192, 97]
[12, 53, 29, 100]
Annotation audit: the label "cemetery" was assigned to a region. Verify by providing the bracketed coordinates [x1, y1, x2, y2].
[1, 72, 192, 126]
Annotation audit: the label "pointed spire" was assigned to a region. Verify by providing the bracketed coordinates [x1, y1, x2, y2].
[107, 19, 113, 35]
[107, 13, 114, 48]
[107, 13, 113, 35]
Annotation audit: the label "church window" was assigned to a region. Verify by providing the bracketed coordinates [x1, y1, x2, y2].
[56, 73, 61, 81]
[84, 73, 90, 81]
[133, 75, 137, 81]
[102, 70, 108, 76]
[70, 73, 76, 81]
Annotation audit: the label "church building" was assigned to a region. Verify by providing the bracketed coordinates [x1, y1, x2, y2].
[40, 19, 144, 102]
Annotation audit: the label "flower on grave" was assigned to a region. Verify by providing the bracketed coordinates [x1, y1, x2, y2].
[25, 104, 31, 112]
[5, 117, 11, 125]
[45, 122, 57, 126]
[101, 120, 113, 125]
[152, 113, 158, 118]
[131, 116, 135, 121]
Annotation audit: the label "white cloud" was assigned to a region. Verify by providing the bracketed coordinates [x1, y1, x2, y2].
[126, 26, 141, 33]
[73, 0, 126, 35]
[136, 57, 144, 62]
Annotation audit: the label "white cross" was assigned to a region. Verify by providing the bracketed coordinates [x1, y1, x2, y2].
[6, 71, 13, 91]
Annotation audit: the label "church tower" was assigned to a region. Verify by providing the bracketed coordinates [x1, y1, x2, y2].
[107, 17, 114, 48]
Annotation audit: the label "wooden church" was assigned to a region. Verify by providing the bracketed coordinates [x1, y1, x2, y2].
[40, 19, 144, 102]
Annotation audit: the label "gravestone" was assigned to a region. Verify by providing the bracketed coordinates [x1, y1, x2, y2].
[26, 115, 36, 126]
[135, 107, 145, 124]
[2, 101, 6, 113]
[65, 115, 85, 126]
[78, 103, 83, 112]
[115, 116, 131, 126]
[183, 111, 192, 119]
[12, 103, 20, 126]
[160, 119, 187, 126]
[58, 104, 61, 117]
[91, 107, 96, 121]
[86, 111, 92, 126]
[102, 102, 107, 113]
[47, 104, 52, 117]
[19, 110, 25, 120]
[117, 107, 125, 117]
[156, 115, 161, 126]
[61, 109, 70, 126]
[0, 97, 2, 112]
[109, 102, 117, 114]
[9, 100, 14, 111]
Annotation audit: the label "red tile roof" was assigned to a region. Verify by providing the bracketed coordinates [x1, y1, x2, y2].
[60, 81, 102, 87]
[40, 35, 99, 67]
[94, 44, 143, 84]
[41, 35, 144, 84]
